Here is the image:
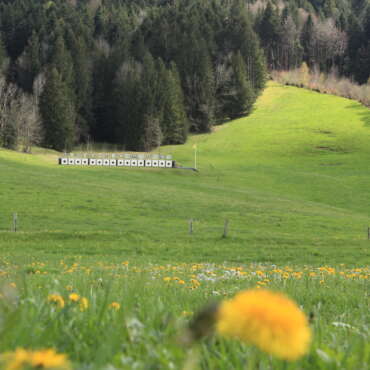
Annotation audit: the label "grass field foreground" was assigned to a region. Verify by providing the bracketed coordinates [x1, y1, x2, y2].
[0, 83, 369, 368]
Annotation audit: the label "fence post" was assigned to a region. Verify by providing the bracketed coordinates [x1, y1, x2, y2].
[223, 219, 229, 238]
[368, 227, 370, 240]
[13, 213, 17, 232]
[189, 219, 193, 235]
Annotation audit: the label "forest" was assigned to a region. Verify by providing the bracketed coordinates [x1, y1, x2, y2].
[0, 0, 369, 152]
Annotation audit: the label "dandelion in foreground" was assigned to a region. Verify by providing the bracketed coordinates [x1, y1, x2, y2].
[109, 302, 121, 310]
[31, 349, 70, 369]
[216, 289, 312, 361]
[1, 348, 70, 369]
[69, 293, 80, 302]
[79, 297, 89, 312]
[47, 295, 65, 309]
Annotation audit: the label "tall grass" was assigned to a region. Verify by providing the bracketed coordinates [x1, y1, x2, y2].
[272, 65, 370, 107]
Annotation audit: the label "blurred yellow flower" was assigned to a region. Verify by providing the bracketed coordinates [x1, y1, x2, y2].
[1, 348, 29, 370]
[79, 297, 89, 312]
[1, 348, 70, 369]
[31, 349, 70, 369]
[47, 294, 65, 309]
[216, 289, 312, 361]
[109, 302, 121, 310]
[69, 293, 80, 302]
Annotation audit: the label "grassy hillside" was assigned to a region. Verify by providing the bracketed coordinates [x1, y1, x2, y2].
[0, 83, 369, 370]
[0, 82, 369, 266]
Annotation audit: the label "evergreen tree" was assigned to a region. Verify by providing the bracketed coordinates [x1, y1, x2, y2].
[40, 67, 76, 151]
[301, 15, 315, 67]
[1, 120, 17, 150]
[139, 52, 162, 150]
[16, 31, 42, 92]
[50, 33, 75, 90]
[161, 62, 188, 144]
[224, 52, 255, 119]
[0, 36, 7, 71]
[65, 29, 92, 140]
[258, 2, 282, 69]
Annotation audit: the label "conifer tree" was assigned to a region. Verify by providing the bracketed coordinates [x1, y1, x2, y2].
[65, 30, 92, 140]
[51, 33, 75, 90]
[258, 2, 282, 69]
[301, 15, 315, 67]
[225, 52, 255, 119]
[17, 31, 41, 92]
[0, 37, 7, 71]
[40, 67, 76, 151]
[161, 62, 188, 144]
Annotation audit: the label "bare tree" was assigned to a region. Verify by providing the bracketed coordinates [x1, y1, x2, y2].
[0, 75, 43, 152]
[0, 77, 18, 148]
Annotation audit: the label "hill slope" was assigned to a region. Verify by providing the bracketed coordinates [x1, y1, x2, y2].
[1, 83, 369, 265]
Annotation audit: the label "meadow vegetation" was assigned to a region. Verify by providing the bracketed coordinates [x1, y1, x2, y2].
[0, 83, 369, 368]
[273, 64, 370, 107]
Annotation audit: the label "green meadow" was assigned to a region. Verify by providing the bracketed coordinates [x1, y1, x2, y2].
[1, 82, 370, 265]
[0, 83, 369, 369]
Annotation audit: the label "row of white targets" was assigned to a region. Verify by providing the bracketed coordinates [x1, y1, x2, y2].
[59, 158, 175, 168]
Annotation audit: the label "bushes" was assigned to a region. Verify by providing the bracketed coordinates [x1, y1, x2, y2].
[272, 64, 370, 107]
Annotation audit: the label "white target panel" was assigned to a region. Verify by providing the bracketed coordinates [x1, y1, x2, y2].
[68, 158, 75, 165]
[89, 159, 97, 166]
[97, 159, 103, 166]
[152, 160, 159, 167]
[82, 159, 88, 165]
[138, 160, 145, 167]
[61, 158, 68, 165]
[166, 160, 173, 168]
[75, 159, 82, 165]
[159, 160, 166, 168]
[103, 159, 110, 166]
[110, 159, 117, 166]
[117, 159, 124, 166]
[131, 159, 138, 167]
[145, 160, 152, 167]
[124, 159, 131, 166]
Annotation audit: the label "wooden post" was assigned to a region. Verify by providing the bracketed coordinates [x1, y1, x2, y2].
[223, 219, 229, 238]
[13, 213, 17, 232]
[189, 219, 193, 235]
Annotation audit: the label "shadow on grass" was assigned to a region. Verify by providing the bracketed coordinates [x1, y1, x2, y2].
[345, 103, 370, 127]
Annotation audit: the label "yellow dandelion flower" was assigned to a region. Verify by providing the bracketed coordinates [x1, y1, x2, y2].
[190, 279, 200, 287]
[47, 294, 65, 309]
[216, 289, 312, 361]
[178, 280, 186, 285]
[163, 277, 171, 282]
[1, 348, 29, 370]
[79, 297, 89, 312]
[31, 349, 70, 369]
[1, 348, 70, 370]
[69, 293, 80, 302]
[109, 302, 121, 310]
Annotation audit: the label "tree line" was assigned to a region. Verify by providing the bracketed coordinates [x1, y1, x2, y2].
[0, 0, 369, 153]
